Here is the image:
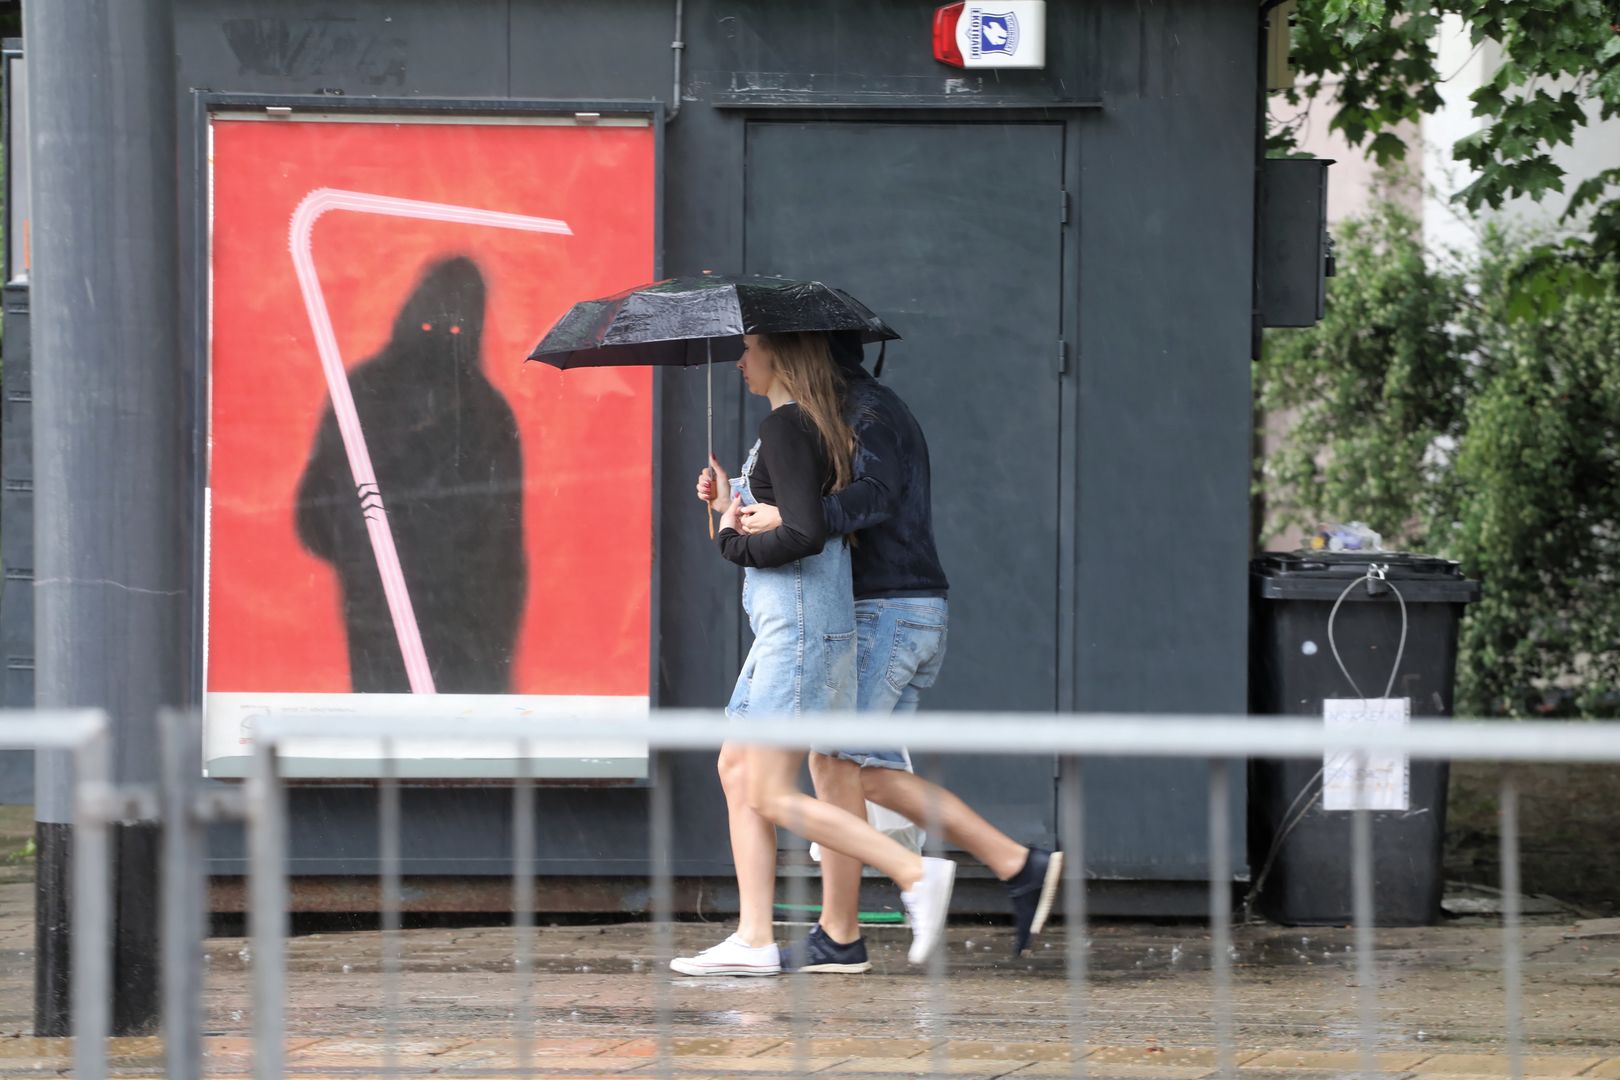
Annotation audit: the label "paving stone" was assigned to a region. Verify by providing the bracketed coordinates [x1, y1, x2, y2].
[0, 1039, 71, 1062]
[100, 1037, 164, 1057]
[755, 1039, 932, 1059]
[811, 1058, 1036, 1078]
[424, 1036, 641, 1063]
[935, 1041, 1082, 1062]
[628, 1055, 855, 1074]
[1232, 1072, 1416, 1080]
[1085, 1047, 1264, 1069]
[199, 1035, 324, 1061]
[434, 1056, 645, 1074]
[1013, 1064, 1218, 1079]
[282, 1036, 478, 1069]
[407, 1073, 638, 1080]
[1413, 1056, 1603, 1077]
[1244, 1050, 1430, 1071]
[672, 1037, 792, 1057]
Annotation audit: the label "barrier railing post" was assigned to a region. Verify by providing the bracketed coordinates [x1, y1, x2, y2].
[1500, 776, 1524, 1080]
[1059, 754, 1087, 1080]
[71, 725, 113, 1080]
[1351, 750, 1377, 1080]
[649, 749, 674, 1080]
[380, 740, 403, 1080]
[248, 738, 287, 1080]
[1208, 758, 1234, 1080]
[160, 710, 206, 1080]
[922, 753, 948, 1080]
[513, 739, 537, 1078]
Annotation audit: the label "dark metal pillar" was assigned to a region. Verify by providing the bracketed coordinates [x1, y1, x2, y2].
[23, 0, 183, 1036]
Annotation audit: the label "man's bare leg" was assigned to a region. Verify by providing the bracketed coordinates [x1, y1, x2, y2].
[808, 753, 868, 944]
[860, 766, 1028, 880]
[861, 765, 1061, 956]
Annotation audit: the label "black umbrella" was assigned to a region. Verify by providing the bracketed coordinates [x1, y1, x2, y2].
[529, 273, 901, 533]
[529, 273, 899, 368]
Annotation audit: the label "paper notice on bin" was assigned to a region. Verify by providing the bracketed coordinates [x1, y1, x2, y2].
[1323, 697, 1410, 811]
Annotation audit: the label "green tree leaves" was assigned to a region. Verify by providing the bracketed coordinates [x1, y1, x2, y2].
[1286, 0, 1620, 303]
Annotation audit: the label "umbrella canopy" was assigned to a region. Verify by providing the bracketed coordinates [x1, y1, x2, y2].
[527, 273, 900, 369]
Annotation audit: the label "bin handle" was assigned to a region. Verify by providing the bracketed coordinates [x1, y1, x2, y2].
[1326, 565, 1409, 700]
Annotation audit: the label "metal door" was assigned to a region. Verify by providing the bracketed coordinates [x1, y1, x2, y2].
[744, 120, 1066, 845]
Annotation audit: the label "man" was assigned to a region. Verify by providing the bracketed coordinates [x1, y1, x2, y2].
[737, 332, 1063, 970]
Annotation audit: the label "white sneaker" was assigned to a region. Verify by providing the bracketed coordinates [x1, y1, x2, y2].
[901, 856, 957, 964]
[670, 934, 781, 977]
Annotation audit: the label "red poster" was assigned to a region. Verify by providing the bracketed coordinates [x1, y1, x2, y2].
[204, 111, 655, 777]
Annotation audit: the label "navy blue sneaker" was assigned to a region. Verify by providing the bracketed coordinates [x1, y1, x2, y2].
[782, 924, 872, 974]
[1007, 848, 1064, 956]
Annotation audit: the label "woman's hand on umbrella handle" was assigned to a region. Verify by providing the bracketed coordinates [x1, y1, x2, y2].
[698, 455, 732, 513]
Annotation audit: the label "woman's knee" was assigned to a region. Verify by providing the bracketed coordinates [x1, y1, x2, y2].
[718, 745, 749, 797]
[743, 774, 790, 823]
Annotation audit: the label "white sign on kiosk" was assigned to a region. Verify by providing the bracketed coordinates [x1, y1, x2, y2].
[934, 1, 1047, 70]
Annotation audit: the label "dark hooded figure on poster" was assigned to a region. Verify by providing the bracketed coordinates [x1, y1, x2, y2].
[295, 255, 527, 693]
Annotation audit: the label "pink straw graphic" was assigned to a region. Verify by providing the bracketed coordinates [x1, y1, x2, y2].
[289, 188, 573, 694]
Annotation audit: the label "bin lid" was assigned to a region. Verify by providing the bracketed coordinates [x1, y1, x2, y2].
[1251, 551, 1480, 603]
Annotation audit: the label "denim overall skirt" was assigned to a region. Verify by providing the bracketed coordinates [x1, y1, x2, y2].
[725, 439, 857, 720]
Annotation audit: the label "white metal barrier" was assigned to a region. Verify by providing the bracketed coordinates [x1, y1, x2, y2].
[235, 711, 1620, 1080]
[25, 709, 1620, 1079]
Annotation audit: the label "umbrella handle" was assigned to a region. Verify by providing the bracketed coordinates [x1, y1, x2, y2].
[706, 339, 716, 539]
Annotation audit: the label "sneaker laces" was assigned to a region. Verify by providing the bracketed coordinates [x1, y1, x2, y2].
[902, 889, 928, 930]
[691, 935, 740, 958]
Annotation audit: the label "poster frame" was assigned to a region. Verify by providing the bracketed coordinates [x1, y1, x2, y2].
[188, 92, 666, 773]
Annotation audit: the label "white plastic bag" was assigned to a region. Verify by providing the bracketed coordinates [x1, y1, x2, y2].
[810, 750, 926, 861]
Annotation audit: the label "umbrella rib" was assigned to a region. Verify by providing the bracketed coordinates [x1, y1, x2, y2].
[288, 188, 574, 695]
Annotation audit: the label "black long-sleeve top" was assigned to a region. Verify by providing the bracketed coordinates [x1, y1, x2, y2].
[820, 365, 949, 599]
[717, 404, 834, 568]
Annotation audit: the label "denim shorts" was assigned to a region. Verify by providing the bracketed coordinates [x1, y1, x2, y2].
[812, 596, 947, 767]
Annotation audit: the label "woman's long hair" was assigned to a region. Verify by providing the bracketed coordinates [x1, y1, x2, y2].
[761, 331, 856, 492]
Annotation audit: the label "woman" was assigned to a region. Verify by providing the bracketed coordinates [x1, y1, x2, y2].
[672, 331, 956, 977]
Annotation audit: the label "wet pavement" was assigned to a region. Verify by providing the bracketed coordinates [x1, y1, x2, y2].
[0, 877, 1617, 1077]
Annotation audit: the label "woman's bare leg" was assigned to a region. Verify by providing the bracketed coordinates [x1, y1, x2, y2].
[860, 767, 1028, 881]
[744, 746, 925, 890]
[718, 742, 779, 947]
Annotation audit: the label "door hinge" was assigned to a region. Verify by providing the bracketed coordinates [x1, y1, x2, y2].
[1060, 189, 1070, 225]
[1056, 340, 1070, 376]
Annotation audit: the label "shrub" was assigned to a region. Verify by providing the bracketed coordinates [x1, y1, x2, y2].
[1257, 200, 1620, 717]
